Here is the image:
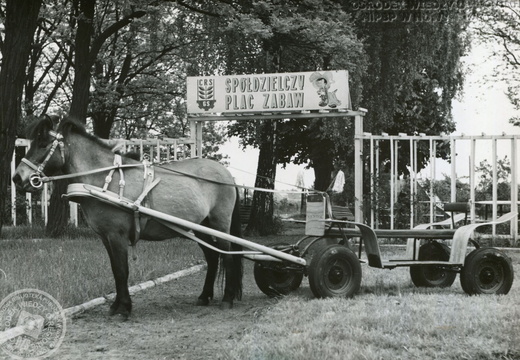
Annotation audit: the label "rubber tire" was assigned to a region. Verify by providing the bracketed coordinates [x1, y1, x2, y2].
[254, 262, 304, 297]
[254, 243, 303, 297]
[460, 247, 514, 295]
[410, 241, 456, 288]
[308, 244, 362, 298]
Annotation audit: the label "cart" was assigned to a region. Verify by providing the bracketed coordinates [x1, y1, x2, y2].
[66, 184, 516, 299]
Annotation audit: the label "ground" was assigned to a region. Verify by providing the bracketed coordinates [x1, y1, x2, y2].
[50, 261, 284, 360]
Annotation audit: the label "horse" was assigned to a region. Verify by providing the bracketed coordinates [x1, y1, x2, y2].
[12, 116, 243, 320]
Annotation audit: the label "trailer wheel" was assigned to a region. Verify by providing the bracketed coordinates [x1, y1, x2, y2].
[308, 244, 361, 298]
[254, 263, 304, 297]
[254, 243, 303, 297]
[410, 241, 456, 288]
[460, 247, 514, 295]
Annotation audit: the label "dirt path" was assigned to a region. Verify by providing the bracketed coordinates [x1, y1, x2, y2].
[52, 261, 302, 360]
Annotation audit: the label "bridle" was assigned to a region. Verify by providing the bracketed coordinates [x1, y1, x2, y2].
[21, 130, 66, 189]
[20, 128, 145, 192]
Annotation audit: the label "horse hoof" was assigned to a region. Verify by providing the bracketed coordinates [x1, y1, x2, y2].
[109, 313, 129, 322]
[220, 301, 233, 310]
[196, 298, 209, 306]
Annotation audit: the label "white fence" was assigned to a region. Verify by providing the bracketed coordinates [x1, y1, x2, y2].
[10, 136, 196, 226]
[358, 132, 519, 243]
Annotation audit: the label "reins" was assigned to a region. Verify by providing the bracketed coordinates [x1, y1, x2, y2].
[41, 163, 145, 183]
[23, 129, 322, 196]
[152, 164, 321, 195]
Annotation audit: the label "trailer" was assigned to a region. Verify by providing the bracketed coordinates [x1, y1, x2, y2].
[66, 183, 516, 299]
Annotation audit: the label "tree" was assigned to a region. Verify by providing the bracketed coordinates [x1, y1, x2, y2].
[330, 1, 470, 214]
[349, 1, 469, 172]
[0, 0, 42, 235]
[21, 0, 232, 235]
[475, 157, 512, 202]
[223, 0, 366, 233]
[472, 2, 520, 125]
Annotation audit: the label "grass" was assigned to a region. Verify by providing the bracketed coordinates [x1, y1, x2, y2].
[2, 226, 520, 359]
[0, 225, 298, 309]
[0, 226, 204, 308]
[224, 248, 520, 360]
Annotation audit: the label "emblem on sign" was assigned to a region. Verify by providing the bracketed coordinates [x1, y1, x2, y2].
[197, 78, 216, 111]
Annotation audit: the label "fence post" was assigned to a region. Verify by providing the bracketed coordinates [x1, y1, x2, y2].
[10, 150, 16, 226]
[354, 109, 366, 223]
[511, 138, 518, 246]
[70, 203, 78, 226]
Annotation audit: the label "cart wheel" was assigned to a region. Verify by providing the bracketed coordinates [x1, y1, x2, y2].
[254, 243, 304, 297]
[410, 241, 456, 288]
[308, 244, 361, 298]
[254, 263, 304, 297]
[460, 247, 514, 295]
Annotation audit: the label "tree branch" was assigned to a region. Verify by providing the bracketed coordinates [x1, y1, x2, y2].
[89, 9, 147, 63]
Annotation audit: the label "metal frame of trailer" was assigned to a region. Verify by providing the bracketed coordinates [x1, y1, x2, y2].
[65, 183, 517, 299]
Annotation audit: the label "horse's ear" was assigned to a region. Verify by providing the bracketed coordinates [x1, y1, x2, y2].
[58, 117, 86, 137]
[46, 115, 61, 130]
[26, 115, 55, 144]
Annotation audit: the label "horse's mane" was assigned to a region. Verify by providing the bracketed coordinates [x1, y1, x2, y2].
[27, 116, 113, 153]
[26, 115, 144, 161]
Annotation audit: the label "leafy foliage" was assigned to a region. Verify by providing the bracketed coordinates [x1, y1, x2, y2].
[472, 2, 520, 125]
[1, 0, 472, 233]
[348, 1, 469, 173]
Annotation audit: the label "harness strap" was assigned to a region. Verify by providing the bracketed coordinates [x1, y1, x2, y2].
[134, 177, 161, 207]
[118, 167, 125, 198]
[102, 169, 115, 192]
[132, 209, 140, 261]
[41, 163, 143, 182]
[130, 161, 161, 254]
[21, 158, 42, 173]
[102, 154, 126, 198]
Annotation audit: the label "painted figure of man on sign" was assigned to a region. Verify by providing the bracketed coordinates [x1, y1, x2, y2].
[309, 71, 341, 108]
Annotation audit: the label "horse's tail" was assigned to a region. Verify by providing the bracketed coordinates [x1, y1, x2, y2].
[229, 186, 243, 300]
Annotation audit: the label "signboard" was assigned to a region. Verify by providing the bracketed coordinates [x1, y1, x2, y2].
[187, 70, 351, 115]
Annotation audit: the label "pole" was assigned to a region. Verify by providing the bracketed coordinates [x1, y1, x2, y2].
[354, 110, 366, 223]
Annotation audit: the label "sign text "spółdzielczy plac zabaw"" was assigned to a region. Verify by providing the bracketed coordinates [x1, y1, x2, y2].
[187, 71, 351, 115]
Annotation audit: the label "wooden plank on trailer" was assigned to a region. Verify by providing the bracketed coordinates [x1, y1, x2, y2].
[305, 194, 326, 236]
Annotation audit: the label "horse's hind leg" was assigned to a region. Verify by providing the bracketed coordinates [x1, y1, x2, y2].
[100, 234, 132, 319]
[220, 251, 238, 309]
[195, 232, 219, 306]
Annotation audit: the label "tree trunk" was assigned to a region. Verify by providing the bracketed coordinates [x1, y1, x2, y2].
[245, 120, 278, 235]
[312, 154, 334, 191]
[69, 0, 96, 120]
[0, 0, 42, 235]
[308, 133, 335, 192]
[46, 0, 96, 236]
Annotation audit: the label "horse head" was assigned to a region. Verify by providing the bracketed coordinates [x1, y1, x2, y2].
[12, 115, 69, 191]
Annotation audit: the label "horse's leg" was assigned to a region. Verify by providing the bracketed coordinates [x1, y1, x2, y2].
[100, 233, 132, 319]
[195, 232, 219, 306]
[220, 192, 243, 309]
[220, 250, 237, 309]
[209, 193, 243, 309]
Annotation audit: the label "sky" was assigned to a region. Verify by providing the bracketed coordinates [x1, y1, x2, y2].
[220, 41, 520, 190]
